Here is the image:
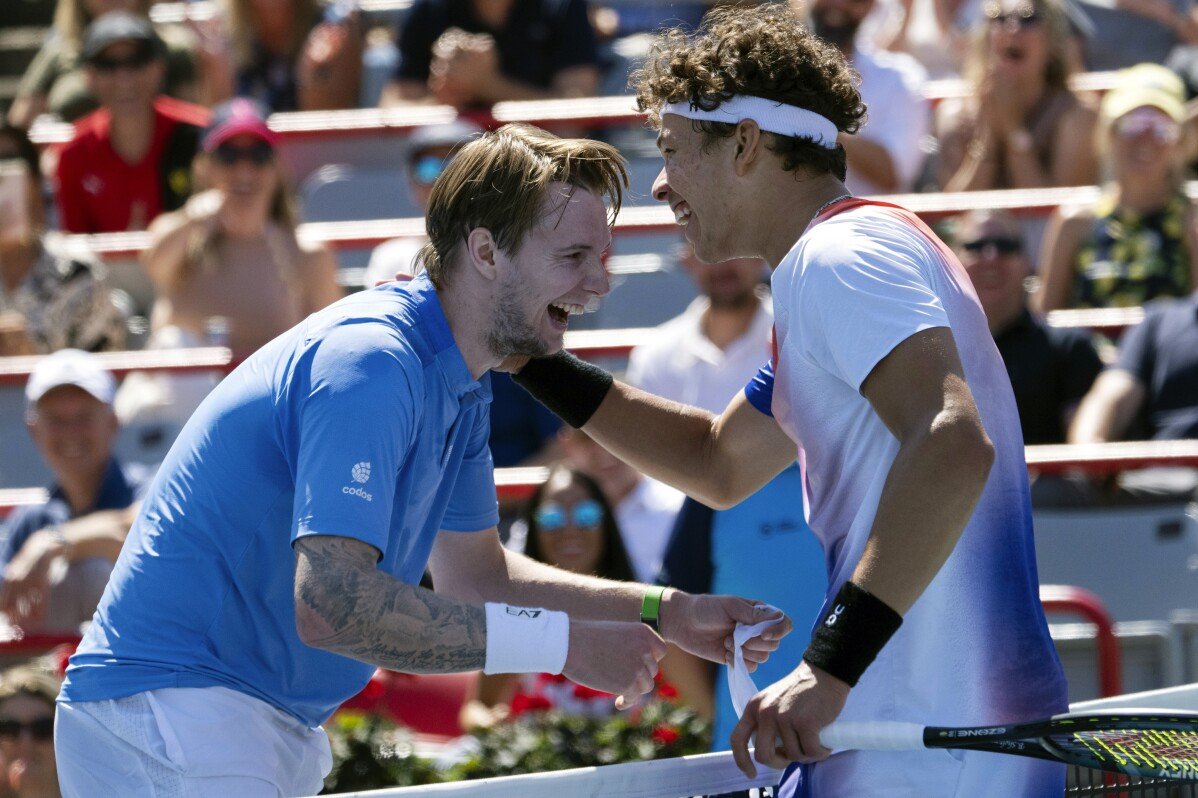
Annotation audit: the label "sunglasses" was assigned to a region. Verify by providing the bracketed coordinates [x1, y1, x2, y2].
[211, 141, 275, 166]
[1115, 109, 1181, 144]
[410, 154, 449, 186]
[90, 48, 157, 72]
[534, 499, 604, 532]
[962, 236, 1023, 254]
[0, 718, 54, 742]
[985, 6, 1042, 27]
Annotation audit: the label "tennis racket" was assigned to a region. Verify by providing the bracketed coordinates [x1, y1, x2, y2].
[818, 709, 1198, 781]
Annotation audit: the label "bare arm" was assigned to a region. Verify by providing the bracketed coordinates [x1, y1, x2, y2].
[429, 527, 790, 669]
[380, 79, 440, 106]
[142, 207, 196, 293]
[1048, 103, 1099, 187]
[1034, 206, 1091, 313]
[300, 244, 344, 313]
[581, 389, 797, 509]
[838, 135, 901, 194]
[1068, 370, 1146, 443]
[474, 64, 600, 103]
[294, 535, 487, 672]
[850, 326, 995, 613]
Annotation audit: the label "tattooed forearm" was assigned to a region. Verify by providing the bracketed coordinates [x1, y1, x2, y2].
[294, 536, 486, 673]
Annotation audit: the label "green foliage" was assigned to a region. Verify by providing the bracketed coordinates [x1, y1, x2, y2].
[321, 702, 711, 792]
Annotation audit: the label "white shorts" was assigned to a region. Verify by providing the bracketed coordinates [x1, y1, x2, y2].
[55, 686, 332, 798]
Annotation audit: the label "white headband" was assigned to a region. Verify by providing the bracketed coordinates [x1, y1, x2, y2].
[660, 96, 839, 149]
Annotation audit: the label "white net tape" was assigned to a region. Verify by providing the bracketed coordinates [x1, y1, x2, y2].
[321, 750, 783, 798]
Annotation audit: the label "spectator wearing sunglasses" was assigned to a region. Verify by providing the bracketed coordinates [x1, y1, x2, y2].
[141, 98, 342, 358]
[936, 0, 1097, 191]
[460, 466, 640, 730]
[1037, 64, 1198, 313]
[953, 209, 1102, 449]
[0, 666, 61, 798]
[362, 120, 481, 288]
[52, 12, 209, 235]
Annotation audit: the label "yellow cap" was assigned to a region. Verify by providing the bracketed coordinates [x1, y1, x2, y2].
[1101, 63, 1187, 124]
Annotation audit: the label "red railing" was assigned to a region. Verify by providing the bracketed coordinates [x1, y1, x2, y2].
[1040, 585, 1123, 697]
[57, 184, 1140, 260]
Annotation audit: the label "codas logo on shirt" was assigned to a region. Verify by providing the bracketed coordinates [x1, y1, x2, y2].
[343, 461, 374, 501]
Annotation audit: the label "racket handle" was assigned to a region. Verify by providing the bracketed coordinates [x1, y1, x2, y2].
[819, 721, 925, 751]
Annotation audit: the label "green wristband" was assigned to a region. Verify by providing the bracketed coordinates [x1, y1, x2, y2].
[641, 586, 666, 631]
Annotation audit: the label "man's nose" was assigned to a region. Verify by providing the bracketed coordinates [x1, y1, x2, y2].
[651, 167, 669, 203]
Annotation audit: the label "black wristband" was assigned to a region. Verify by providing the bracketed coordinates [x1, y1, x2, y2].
[803, 581, 902, 687]
[510, 351, 614, 428]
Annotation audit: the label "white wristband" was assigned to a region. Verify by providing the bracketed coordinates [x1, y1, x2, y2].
[483, 603, 570, 675]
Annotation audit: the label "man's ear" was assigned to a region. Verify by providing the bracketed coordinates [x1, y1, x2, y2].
[465, 227, 499, 279]
[733, 120, 766, 176]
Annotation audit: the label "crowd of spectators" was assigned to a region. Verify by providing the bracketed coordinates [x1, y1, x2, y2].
[3, 0, 1198, 783]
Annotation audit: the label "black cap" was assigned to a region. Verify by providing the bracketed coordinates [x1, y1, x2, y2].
[82, 11, 164, 64]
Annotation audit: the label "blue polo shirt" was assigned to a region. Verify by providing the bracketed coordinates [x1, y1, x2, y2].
[0, 458, 148, 571]
[61, 275, 499, 726]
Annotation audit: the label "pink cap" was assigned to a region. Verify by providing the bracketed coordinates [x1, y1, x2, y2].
[201, 98, 280, 152]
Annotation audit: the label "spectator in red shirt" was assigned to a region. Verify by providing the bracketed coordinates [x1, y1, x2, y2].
[54, 12, 209, 234]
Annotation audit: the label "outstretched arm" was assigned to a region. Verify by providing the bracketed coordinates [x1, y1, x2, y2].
[295, 534, 675, 706]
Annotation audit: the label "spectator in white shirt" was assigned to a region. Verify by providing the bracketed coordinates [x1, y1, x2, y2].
[794, 0, 931, 195]
[626, 241, 772, 413]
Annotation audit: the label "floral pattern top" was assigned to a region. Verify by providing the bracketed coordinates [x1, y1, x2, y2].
[1072, 190, 1193, 309]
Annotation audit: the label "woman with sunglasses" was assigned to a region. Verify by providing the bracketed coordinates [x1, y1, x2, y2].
[1036, 64, 1198, 312]
[8, 0, 200, 130]
[0, 666, 60, 798]
[459, 465, 647, 731]
[142, 98, 342, 358]
[935, 0, 1097, 191]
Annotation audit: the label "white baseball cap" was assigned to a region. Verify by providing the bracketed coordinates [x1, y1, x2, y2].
[25, 349, 116, 407]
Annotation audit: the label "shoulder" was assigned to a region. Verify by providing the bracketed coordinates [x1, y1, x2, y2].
[61, 110, 106, 151]
[154, 96, 212, 129]
[855, 47, 927, 89]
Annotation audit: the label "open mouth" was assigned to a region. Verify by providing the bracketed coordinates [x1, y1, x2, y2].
[673, 201, 692, 226]
[548, 301, 586, 326]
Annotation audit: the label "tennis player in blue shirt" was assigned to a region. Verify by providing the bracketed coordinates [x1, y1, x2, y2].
[53, 124, 790, 797]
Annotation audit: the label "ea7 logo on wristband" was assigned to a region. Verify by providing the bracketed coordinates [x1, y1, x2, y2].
[824, 604, 845, 627]
[505, 607, 543, 618]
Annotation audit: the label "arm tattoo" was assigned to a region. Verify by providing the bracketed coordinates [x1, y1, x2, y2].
[294, 536, 486, 672]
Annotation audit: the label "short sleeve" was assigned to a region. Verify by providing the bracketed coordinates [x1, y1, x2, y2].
[796, 227, 949, 392]
[440, 400, 500, 532]
[291, 330, 419, 554]
[547, 0, 600, 73]
[743, 360, 775, 417]
[396, 0, 440, 81]
[1114, 307, 1161, 384]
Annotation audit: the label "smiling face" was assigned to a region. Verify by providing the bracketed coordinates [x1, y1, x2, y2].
[653, 115, 742, 265]
[955, 211, 1029, 329]
[85, 39, 164, 114]
[1109, 106, 1182, 179]
[208, 133, 280, 212]
[531, 474, 608, 575]
[486, 184, 611, 358]
[27, 385, 117, 484]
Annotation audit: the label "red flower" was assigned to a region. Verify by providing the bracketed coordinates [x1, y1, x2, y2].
[651, 724, 681, 745]
[657, 682, 679, 700]
[509, 692, 553, 716]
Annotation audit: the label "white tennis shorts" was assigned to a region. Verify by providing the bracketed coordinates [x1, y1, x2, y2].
[55, 686, 332, 797]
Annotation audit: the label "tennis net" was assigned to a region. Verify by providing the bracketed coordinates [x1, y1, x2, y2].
[322, 684, 1198, 798]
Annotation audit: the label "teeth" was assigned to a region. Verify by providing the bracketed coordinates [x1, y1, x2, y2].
[674, 204, 692, 225]
[551, 302, 586, 316]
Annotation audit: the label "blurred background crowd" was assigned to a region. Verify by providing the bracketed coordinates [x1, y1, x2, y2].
[3, 0, 1198, 792]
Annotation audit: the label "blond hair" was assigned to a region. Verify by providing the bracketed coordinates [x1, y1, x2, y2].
[418, 124, 628, 287]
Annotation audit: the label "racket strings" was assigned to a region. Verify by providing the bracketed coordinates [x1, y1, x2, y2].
[1064, 728, 1198, 778]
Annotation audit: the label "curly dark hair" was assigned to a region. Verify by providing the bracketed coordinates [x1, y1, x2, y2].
[631, 4, 866, 180]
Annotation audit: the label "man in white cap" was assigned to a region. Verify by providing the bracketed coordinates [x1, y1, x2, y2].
[508, 5, 1065, 795]
[0, 350, 145, 634]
